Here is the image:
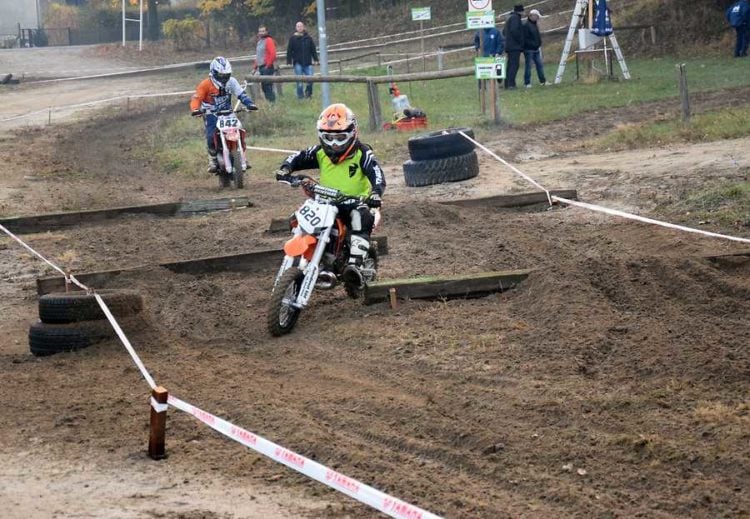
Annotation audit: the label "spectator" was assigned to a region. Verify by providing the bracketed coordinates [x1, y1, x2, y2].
[286, 21, 318, 99]
[523, 9, 547, 87]
[504, 4, 525, 89]
[726, 0, 750, 57]
[474, 26, 504, 57]
[253, 25, 277, 102]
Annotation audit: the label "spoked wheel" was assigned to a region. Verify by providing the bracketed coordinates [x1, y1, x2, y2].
[344, 246, 379, 299]
[267, 267, 305, 336]
[230, 148, 244, 189]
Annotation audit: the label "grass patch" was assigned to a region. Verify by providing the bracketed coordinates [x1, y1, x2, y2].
[659, 181, 750, 230]
[149, 55, 750, 175]
[591, 105, 750, 151]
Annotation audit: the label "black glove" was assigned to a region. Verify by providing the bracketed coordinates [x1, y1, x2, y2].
[191, 109, 203, 117]
[368, 193, 382, 208]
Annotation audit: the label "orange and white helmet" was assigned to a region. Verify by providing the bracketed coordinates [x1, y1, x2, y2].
[316, 103, 358, 161]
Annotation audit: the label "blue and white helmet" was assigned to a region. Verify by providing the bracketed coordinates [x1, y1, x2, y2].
[209, 56, 232, 88]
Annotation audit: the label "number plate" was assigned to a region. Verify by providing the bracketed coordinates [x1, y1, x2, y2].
[296, 199, 334, 233]
[217, 115, 239, 129]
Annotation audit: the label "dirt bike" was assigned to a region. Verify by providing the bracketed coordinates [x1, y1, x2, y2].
[194, 102, 254, 189]
[267, 173, 381, 336]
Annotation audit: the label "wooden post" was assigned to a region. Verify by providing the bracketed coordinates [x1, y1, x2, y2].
[148, 386, 168, 460]
[389, 287, 398, 309]
[489, 77, 499, 124]
[48, 107, 52, 125]
[676, 63, 690, 122]
[650, 25, 656, 45]
[366, 81, 382, 131]
[420, 20, 426, 72]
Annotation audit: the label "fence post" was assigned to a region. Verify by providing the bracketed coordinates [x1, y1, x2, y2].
[366, 81, 382, 132]
[437, 47, 444, 71]
[148, 386, 168, 460]
[676, 63, 690, 122]
[650, 25, 656, 45]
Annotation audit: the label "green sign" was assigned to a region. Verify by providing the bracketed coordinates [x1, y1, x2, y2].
[474, 56, 506, 79]
[411, 7, 431, 21]
[466, 10, 495, 29]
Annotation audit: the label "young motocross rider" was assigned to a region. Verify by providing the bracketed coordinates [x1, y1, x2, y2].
[190, 56, 258, 173]
[276, 103, 386, 286]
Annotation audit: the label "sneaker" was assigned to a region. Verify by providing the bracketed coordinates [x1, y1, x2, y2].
[341, 264, 364, 288]
[525, 84, 532, 89]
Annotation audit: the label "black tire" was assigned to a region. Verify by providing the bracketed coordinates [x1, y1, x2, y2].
[267, 267, 305, 336]
[230, 148, 244, 189]
[403, 150, 479, 187]
[407, 127, 475, 161]
[38, 289, 143, 324]
[29, 320, 115, 356]
[345, 246, 379, 299]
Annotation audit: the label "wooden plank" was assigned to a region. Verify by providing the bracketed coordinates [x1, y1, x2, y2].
[37, 239, 390, 295]
[1, 197, 251, 234]
[440, 190, 578, 209]
[267, 218, 290, 234]
[364, 269, 531, 305]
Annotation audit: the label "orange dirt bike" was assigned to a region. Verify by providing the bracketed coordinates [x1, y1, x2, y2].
[267, 173, 381, 336]
[194, 102, 255, 189]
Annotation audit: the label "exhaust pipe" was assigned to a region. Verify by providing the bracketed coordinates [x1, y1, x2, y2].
[316, 271, 337, 290]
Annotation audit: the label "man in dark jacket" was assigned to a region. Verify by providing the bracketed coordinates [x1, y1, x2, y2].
[286, 21, 319, 99]
[474, 26, 505, 57]
[523, 9, 547, 87]
[726, 0, 750, 57]
[503, 4, 525, 89]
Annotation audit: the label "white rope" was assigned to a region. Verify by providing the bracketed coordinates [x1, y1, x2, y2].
[94, 294, 157, 389]
[462, 135, 750, 244]
[248, 145, 297, 154]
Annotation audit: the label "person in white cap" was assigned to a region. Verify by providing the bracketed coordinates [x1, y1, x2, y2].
[523, 8, 548, 87]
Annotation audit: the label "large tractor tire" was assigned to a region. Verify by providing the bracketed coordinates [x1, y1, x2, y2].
[407, 127, 475, 161]
[38, 289, 143, 324]
[402, 150, 479, 187]
[29, 320, 115, 356]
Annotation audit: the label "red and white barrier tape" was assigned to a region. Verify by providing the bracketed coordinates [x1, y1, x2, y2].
[460, 132, 750, 244]
[0, 224, 443, 518]
[167, 395, 442, 519]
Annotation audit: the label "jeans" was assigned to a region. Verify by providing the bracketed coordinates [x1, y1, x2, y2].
[734, 25, 749, 57]
[524, 50, 547, 85]
[505, 51, 521, 89]
[294, 63, 314, 98]
[258, 65, 276, 102]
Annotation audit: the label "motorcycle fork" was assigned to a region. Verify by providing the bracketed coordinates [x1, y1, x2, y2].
[295, 226, 333, 309]
[219, 131, 232, 174]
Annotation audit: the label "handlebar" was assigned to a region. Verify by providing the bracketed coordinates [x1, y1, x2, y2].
[276, 173, 381, 208]
[192, 105, 255, 117]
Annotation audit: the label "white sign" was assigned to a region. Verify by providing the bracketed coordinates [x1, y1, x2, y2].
[466, 10, 495, 29]
[475, 56, 506, 79]
[411, 7, 431, 21]
[468, 0, 492, 10]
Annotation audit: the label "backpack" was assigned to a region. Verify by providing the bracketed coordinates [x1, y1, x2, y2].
[727, 1, 748, 28]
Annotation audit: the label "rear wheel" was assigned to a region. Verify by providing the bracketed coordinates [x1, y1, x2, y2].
[267, 267, 304, 336]
[230, 148, 244, 189]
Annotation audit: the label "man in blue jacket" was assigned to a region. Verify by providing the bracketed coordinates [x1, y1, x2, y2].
[726, 0, 750, 57]
[474, 26, 505, 57]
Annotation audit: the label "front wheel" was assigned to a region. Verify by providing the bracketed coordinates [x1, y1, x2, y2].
[230, 148, 244, 189]
[267, 267, 304, 336]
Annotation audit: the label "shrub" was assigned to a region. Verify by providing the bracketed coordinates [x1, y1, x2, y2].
[162, 16, 204, 50]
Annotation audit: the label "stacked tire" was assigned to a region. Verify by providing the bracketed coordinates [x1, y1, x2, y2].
[403, 127, 479, 187]
[29, 289, 143, 356]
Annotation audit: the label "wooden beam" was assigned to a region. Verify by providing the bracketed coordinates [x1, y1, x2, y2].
[364, 269, 531, 305]
[440, 190, 578, 209]
[0, 197, 251, 234]
[37, 239, 390, 294]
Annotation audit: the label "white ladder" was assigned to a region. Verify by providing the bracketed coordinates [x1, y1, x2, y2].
[554, 0, 630, 84]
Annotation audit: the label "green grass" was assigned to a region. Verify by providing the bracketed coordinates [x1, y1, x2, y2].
[149, 55, 750, 176]
[659, 181, 750, 230]
[590, 105, 750, 151]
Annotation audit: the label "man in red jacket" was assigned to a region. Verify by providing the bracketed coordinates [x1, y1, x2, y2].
[253, 25, 277, 102]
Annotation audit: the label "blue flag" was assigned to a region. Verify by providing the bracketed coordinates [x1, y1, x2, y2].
[591, 0, 613, 36]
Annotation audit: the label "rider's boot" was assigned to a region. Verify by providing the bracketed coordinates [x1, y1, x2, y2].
[207, 153, 219, 173]
[342, 234, 370, 288]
